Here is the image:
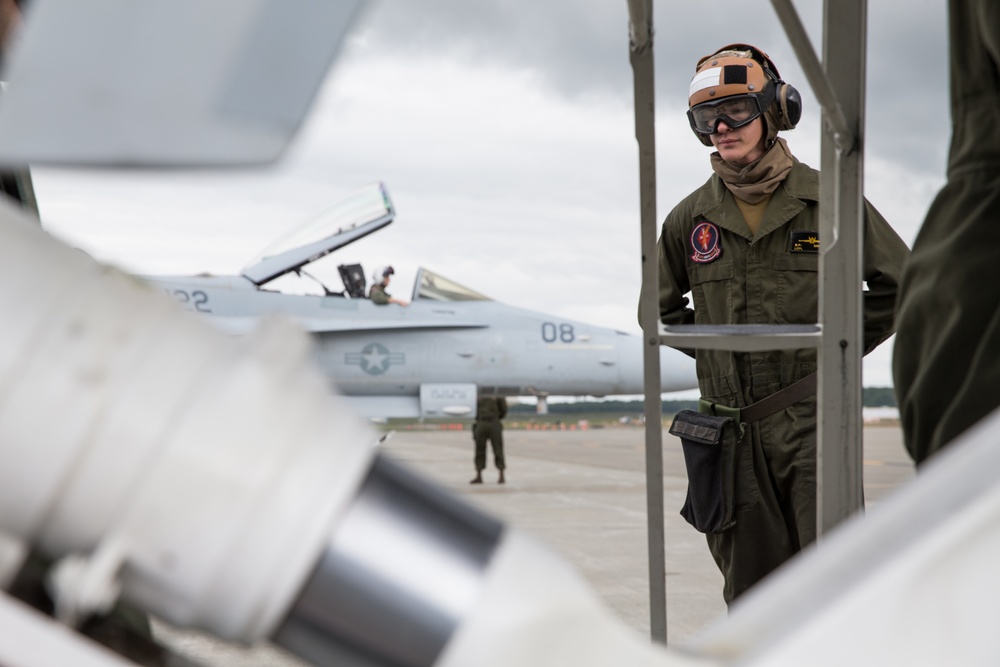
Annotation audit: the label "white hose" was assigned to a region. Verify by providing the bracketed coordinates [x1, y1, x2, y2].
[0, 199, 376, 642]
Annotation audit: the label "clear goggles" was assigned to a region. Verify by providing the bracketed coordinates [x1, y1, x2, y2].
[687, 94, 766, 135]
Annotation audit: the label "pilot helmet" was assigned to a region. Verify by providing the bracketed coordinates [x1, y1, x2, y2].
[373, 265, 395, 282]
[687, 43, 801, 147]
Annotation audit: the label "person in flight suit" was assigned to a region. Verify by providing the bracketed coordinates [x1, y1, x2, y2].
[656, 44, 910, 605]
[893, 0, 1000, 466]
[471, 394, 508, 485]
[0, 0, 38, 218]
[368, 265, 408, 307]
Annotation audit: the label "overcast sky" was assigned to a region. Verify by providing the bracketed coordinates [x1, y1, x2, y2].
[32, 0, 950, 393]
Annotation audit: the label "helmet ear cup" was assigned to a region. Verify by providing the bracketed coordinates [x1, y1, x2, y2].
[775, 83, 802, 131]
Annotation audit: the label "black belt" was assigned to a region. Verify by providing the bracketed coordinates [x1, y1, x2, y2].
[740, 372, 818, 423]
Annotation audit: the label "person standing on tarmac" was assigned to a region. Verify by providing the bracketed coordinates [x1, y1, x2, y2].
[654, 44, 909, 605]
[893, 0, 1000, 466]
[368, 265, 408, 307]
[471, 394, 507, 485]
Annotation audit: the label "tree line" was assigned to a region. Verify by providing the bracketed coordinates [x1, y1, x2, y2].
[509, 387, 898, 416]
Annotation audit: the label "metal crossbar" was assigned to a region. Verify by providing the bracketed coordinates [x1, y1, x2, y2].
[661, 324, 821, 352]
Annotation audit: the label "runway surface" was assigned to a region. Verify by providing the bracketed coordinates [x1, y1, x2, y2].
[153, 423, 914, 664]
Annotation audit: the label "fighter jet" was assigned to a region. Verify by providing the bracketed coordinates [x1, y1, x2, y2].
[145, 182, 698, 419]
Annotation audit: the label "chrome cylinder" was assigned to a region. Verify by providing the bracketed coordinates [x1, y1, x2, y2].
[274, 455, 503, 667]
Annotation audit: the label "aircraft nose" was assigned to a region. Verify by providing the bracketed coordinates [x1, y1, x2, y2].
[658, 345, 697, 393]
[614, 334, 698, 394]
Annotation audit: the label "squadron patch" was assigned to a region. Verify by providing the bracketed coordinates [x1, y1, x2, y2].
[690, 221, 722, 263]
[789, 230, 820, 253]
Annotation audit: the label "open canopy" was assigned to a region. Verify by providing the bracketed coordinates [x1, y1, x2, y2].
[241, 182, 394, 287]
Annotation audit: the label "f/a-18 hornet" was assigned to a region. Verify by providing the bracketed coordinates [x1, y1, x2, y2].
[147, 182, 697, 418]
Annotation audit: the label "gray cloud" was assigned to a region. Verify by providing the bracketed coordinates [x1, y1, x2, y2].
[866, 1, 950, 176]
[351, 1, 949, 177]
[353, 0, 634, 100]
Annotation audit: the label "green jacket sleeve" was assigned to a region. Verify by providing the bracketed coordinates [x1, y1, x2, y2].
[655, 213, 698, 359]
[862, 199, 911, 354]
[369, 284, 390, 305]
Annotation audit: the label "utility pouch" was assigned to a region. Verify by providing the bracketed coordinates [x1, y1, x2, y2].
[669, 403, 743, 534]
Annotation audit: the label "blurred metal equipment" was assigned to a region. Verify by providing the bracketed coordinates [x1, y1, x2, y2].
[0, 0, 366, 166]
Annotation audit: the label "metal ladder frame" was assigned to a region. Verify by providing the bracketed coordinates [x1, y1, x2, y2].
[627, 0, 868, 644]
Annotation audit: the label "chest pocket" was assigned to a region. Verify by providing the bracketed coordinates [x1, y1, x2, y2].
[774, 254, 818, 324]
[687, 260, 734, 325]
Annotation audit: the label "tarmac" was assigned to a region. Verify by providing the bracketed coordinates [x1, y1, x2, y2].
[152, 422, 915, 665]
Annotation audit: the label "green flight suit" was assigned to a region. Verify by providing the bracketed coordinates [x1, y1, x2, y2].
[893, 0, 1000, 465]
[369, 283, 391, 305]
[473, 396, 507, 471]
[658, 157, 909, 604]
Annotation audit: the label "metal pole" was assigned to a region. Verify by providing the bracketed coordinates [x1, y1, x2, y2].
[817, 0, 866, 535]
[769, 0, 856, 154]
[627, 0, 666, 644]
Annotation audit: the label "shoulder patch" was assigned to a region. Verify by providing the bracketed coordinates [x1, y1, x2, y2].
[690, 221, 723, 263]
[789, 230, 820, 253]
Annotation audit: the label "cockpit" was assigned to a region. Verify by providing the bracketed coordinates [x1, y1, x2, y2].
[336, 265, 492, 302]
[411, 268, 491, 302]
[239, 182, 493, 303]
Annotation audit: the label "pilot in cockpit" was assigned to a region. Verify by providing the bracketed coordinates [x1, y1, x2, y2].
[369, 265, 409, 307]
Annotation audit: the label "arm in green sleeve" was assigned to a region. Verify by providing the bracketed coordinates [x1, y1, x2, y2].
[653, 218, 697, 359]
[861, 199, 911, 355]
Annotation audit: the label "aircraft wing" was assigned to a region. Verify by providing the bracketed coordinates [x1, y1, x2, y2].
[299, 318, 488, 334]
[210, 315, 488, 336]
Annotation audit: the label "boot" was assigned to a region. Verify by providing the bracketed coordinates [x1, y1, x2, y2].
[470, 471, 483, 484]
[498, 470, 506, 484]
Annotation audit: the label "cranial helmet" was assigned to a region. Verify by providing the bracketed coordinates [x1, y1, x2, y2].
[373, 265, 394, 282]
[687, 43, 802, 147]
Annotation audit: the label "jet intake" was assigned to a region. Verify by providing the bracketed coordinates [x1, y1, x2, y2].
[420, 383, 478, 419]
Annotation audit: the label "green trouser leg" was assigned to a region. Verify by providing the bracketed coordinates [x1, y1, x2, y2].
[473, 422, 487, 471]
[705, 412, 817, 605]
[474, 420, 505, 470]
[893, 0, 1000, 464]
[474, 421, 505, 470]
[489, 422, 505, 470]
